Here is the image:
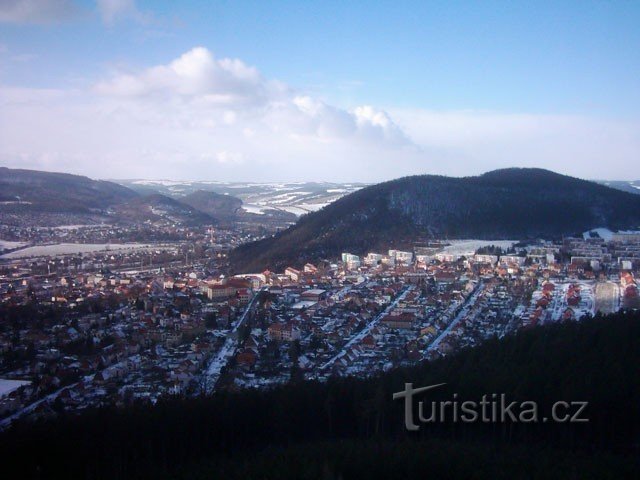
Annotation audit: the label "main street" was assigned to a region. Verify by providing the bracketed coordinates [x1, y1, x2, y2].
[319, 286, 413, 372]
[425, 281, 484, 355]
[201, 287, 265, 393]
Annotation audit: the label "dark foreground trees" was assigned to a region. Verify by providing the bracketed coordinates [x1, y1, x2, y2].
[1, 310, 639, 479]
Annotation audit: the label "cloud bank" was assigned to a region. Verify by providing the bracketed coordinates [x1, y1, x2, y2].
[0, 47, 638, 181]
[0, 0, 79, 24]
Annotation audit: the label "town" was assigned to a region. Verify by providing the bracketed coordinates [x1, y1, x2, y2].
[1, 227, 639, 427]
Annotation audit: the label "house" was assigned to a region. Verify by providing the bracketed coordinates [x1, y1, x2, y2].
[381, 312, 416, 329]
[303, 263, 318, 274]
[300, 289, 327, 302]
[284, 267, 301, 282]
[361, 334, 377, 349]
[236, 348, 258, 368]
[435, 271, 456, 285]
[268, 322, 301, 341]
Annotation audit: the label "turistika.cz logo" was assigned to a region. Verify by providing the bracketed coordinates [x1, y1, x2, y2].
[393, 383, 589, 431]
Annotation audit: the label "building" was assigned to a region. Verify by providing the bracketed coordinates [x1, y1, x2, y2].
[365, 253, 384, 266]
[300, 289, 327, 302]
[267, 322, 302, 342]
[389, 250, 414, 264]
[284, 267, 301, 282]
[341, 253, 361, 270]
[206, 284, 237, 300]
[381, 312, 415, 329]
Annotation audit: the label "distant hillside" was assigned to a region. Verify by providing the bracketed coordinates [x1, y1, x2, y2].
[117, 179, 364, 218]
[0, 167, 138, 213]
[598, 180, 640, 195]
[111, 194, 216, 226]
[231, 168, 640, 272]
[181, 190, 243, 222]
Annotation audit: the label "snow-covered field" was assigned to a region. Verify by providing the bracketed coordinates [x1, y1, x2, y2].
[0, 379, 30, 398]
[583, 227, 614, 241]
[0, 243, 154, 259]
[118, 180, 366, 217]
[0, 240, 28, 251]
[242, 205, 267, 215]
[443, 239, 518, 256]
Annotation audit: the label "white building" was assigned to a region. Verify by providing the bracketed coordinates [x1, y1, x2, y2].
[389, 249, 413, 264]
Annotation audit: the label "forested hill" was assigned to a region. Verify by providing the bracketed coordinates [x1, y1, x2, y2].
[230, 168, 640, 272]
[0, 167, 139, 213]
[1, 311, 639, 479]
[181, 190, 243, 221]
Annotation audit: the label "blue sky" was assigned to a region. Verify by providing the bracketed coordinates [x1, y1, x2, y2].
[0, 0, 639, 181]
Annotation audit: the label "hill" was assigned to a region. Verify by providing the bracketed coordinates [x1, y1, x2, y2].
[230, 168, 640, 272]
[111, 194, 216, 226]
[0, 168, 223, 227]
[0, 167, 138, 212]
[598, 180, 640, 195]
[116, 179, 364, 218]
[0, 167, 139, 226]
[181, 190, 243, 222]
[1, 311, 639, 479]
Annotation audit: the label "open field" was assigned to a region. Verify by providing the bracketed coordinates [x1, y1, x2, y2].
[595, 281, 620, 314]
[0, 240, 28, 251]
[443, 239, 518, 256]
[0, 243, 156, 259]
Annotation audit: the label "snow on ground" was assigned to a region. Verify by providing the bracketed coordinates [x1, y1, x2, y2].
[583, 228, 614, 241]
[0, 243, 154, 259]
[443, 239, 518, 256]
[426, 283, 484, 354]
[51, 224, 104, 230]
[278, 206, 311, 216]
[527, 281, 596, 323]
[320, 287, 412, 371]
[131, 180, 191, 186]
[0, 379, 30, 398]
[299, 202, 332, 212]
[0, 240, 28, 251]
[242, 205, 267, 215]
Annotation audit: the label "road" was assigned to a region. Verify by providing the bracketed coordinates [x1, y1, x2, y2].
[425, 282, 484, 354]
[0, 349, 144, 429]
[0, 380, 81, 430]
[319, 286, 412, 371]
[202, 288, 264, 393]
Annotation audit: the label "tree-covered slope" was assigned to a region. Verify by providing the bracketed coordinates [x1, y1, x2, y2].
[0, 167, 139, 213]
[181, 190, 244, 221]
[230, 168, 640, 272]
[1, 311, 639, 479]
[112, 193, 217, 226]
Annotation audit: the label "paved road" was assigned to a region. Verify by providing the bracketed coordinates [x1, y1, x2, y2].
[319, 286, 412, 371]
[425, 282, 484, 354]
[0, 380, 82, 430]
[202, 288, 264, 393]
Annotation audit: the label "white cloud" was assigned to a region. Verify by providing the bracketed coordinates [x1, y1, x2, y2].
[0, 0, 79, 24]
[95, 47, 270, 104]
[0, 46, 638, 182]
[93, 47, 408, 147]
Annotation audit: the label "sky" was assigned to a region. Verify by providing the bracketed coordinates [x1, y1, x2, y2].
[0, 0, 639, 182]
